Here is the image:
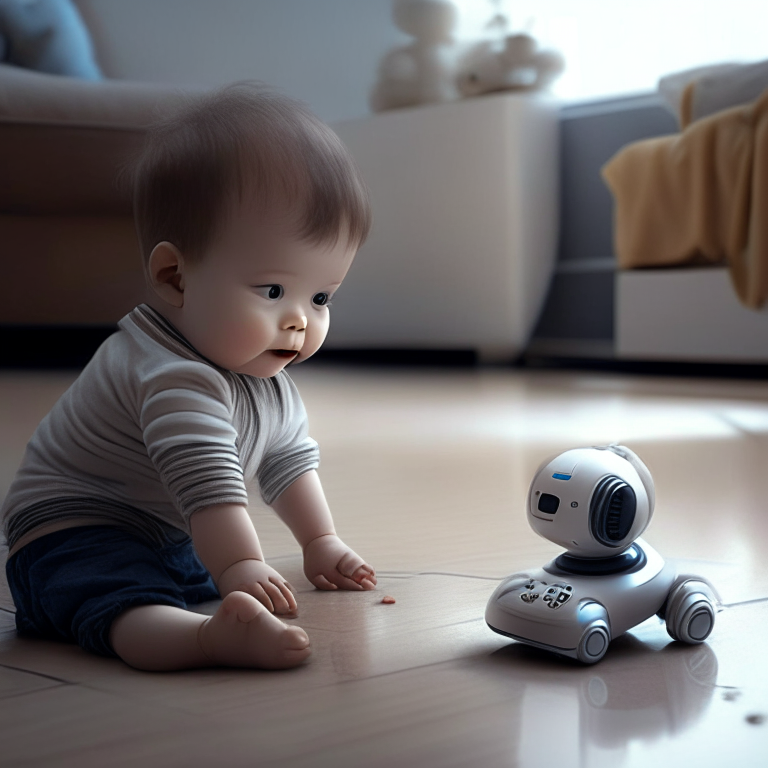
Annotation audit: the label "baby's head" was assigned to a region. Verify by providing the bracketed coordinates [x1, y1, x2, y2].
[130, 83, 371, 377]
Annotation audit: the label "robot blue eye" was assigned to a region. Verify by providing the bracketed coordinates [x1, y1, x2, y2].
[538, 493, 560, 514]
[552, 473, 572, 480]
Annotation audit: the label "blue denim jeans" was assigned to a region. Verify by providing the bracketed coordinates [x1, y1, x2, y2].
[6, 525, 219, 657]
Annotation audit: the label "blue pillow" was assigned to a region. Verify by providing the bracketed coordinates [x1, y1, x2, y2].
[0, 0, 101, 79]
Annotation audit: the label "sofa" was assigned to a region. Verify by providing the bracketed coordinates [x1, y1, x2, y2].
[0, 63, 203, 330]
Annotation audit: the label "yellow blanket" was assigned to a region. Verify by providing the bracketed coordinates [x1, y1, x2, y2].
[602, 86, 768, 309]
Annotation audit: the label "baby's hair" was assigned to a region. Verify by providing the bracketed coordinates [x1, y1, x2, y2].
[130, 82, 371, 263]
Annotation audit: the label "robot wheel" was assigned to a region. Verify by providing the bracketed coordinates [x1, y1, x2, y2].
[576, 620, 611, 664]
[664, 580, 717, 644]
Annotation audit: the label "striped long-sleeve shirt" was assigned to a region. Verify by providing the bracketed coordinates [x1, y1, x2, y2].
[1, 305, 319, 551]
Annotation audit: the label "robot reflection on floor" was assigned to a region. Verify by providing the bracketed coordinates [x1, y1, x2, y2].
[486, 445, 720, 664]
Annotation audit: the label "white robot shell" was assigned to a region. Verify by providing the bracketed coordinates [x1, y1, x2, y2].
[487, 445, 719, 664]
[527, 446, 655, 558]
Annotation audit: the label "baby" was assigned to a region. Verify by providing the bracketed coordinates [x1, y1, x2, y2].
[1, 84, 376, 671]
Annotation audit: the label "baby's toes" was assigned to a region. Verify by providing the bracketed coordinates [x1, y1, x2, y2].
[222, 591, 262, 623]
[283, 626, 311, 652]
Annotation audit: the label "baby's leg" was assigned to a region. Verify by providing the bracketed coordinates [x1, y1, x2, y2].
[110, 592, 311, 671]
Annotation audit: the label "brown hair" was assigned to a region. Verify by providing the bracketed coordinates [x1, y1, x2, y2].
[130, 83, 371, 263]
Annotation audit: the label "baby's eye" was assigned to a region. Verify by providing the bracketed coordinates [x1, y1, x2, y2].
[312, 292, 331, 306]
[254, 285, 284, 300]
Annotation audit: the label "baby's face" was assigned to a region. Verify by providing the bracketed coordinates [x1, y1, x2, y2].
[176, 204, 356, 377]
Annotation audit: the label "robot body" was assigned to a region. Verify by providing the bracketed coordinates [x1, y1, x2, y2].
[486, 538, 678, 662]
[487, 447, 718, 663]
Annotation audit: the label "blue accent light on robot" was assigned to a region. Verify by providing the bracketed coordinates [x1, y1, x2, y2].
[552, 473, 572, 480]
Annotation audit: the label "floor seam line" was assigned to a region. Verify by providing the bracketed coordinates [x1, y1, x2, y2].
[0, 682, 69, 702]
[377, 571, 505, 581]
[722, 596, 768, 608]
[0, 661, 73, 685]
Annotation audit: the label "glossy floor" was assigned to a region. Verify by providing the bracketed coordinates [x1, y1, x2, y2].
[1, 364, 767, 767]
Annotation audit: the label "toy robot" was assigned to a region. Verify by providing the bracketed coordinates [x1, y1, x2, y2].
[486, 445, 719, 664]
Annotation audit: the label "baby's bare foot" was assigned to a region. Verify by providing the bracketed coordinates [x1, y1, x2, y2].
[198, 591, 310, 669]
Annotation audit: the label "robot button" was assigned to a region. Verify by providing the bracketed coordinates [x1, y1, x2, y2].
[543, 586, 573, 609]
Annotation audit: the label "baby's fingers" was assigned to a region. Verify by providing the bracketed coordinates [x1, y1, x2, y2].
[350, 565, 377, 589]
[336, 550, 370, 579]
[338, 554, 377, 589]
[311, 574, 338, 591]
[251, 580, 296, 615]
[268, 578, 298, 615]
[329, 570, 366, 591]
[311, 570, 364, 591]
[252, 582, 277, 612]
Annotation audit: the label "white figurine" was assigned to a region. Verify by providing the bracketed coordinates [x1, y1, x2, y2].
[457, 32, 564, 98]
[370, 0, 462, 112]
[486, 445, 719, 664]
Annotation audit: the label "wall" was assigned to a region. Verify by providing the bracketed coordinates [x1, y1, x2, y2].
[73, 0, 403, 123]
[73, 1, 768, 120]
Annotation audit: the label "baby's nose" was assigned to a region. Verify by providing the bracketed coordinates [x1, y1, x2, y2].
[281, 312, 307, 332]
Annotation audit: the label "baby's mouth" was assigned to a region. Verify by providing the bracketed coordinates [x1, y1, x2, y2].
[270, 349, 299, 359]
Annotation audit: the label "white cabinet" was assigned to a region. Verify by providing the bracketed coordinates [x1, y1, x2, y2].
[616, 268, 768, 363]
[328, 93, 559, 361]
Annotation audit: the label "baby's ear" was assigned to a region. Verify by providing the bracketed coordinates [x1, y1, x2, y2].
[147, 242, 186, 308]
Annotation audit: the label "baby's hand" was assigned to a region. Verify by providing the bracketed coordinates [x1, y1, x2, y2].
[217, 559, 297, 616]
[303, 534, 377, 591]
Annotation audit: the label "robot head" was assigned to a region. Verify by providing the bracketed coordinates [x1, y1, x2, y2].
[527, 445, 655, 558]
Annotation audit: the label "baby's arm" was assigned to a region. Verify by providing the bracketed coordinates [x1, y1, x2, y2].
[190, 504, 298, 615]
[271, 470, 377, 591]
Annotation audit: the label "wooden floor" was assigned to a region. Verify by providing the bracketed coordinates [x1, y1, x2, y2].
[1, 362, 768, 767]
